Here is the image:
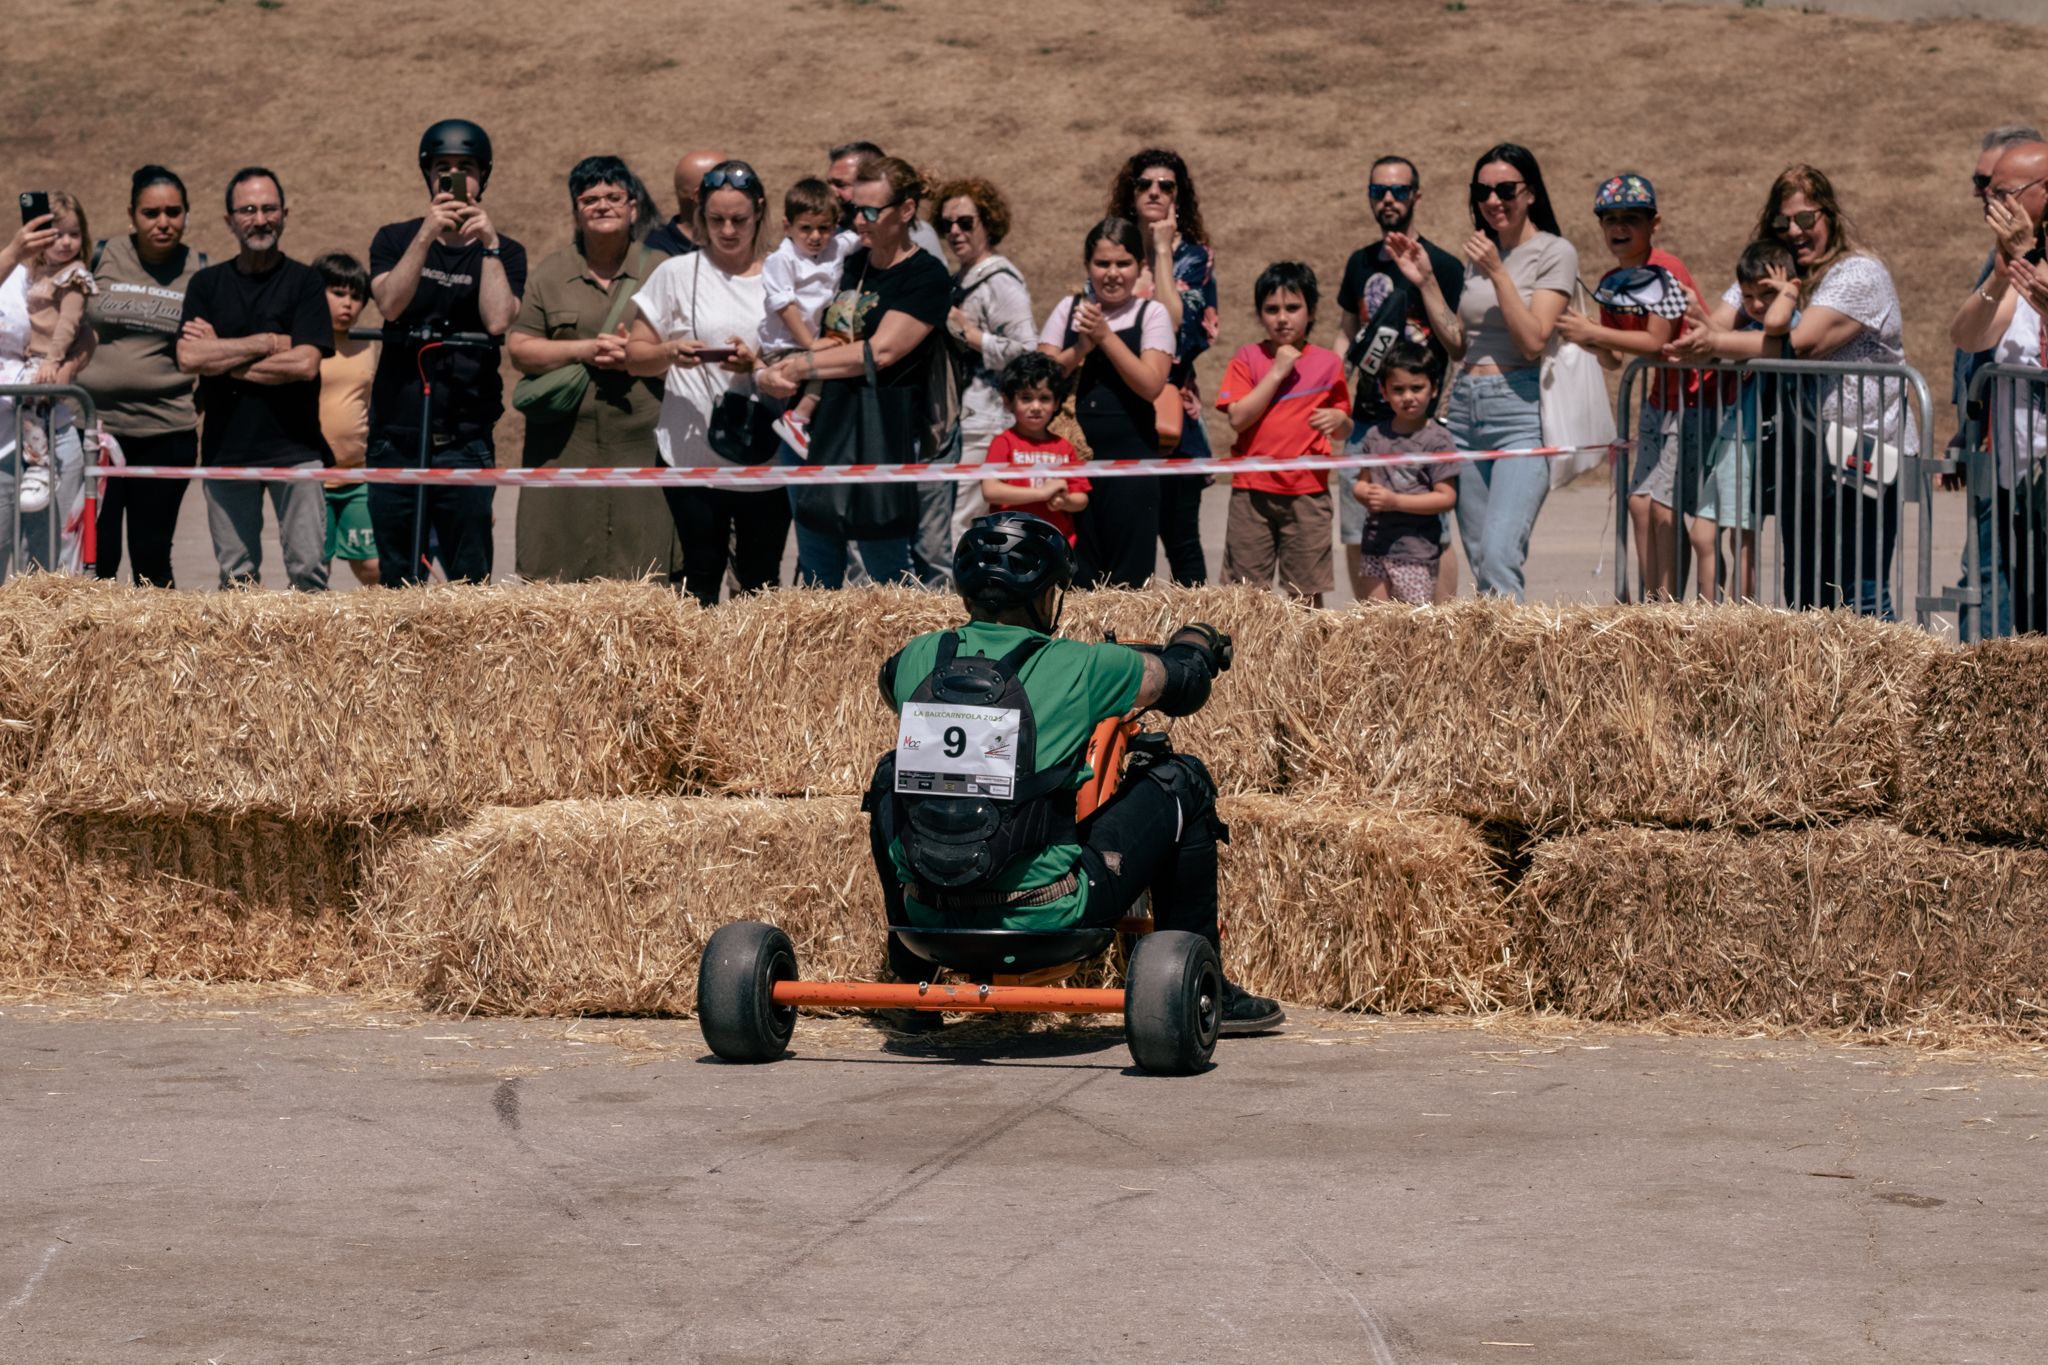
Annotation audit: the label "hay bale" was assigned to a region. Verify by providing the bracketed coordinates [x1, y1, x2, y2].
[18, 580, 704, 819]
[1899, 638, 2048, 843]
[1217, 795, 1512, 1013]
[691, 584, 1317, 797]
[364, 796, 883, 1016]
[689, 586, 958, 796]
[0, 575, 119, 794]
[0, 797, 392, 987]
[1060, 586, 1325, 794]
[1288, 600, 1941, 833]
[1514, 823, 2048, 1038]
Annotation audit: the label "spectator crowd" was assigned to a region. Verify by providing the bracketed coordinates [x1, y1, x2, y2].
[4, 120, 2047, 632]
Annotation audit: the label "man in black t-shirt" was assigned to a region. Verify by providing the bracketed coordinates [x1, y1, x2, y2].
[177, 166, 334, 591]
[1334, 155, 1466, 597]
[365, 118, 527, 585]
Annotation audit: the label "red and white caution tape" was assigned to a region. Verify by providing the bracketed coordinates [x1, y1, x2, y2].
[88, 443, 1625, 488]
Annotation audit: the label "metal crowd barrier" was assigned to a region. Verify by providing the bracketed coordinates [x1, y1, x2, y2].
[1, 384, 98, 584]
[1611, 357, 1943, 629]
[1957, 362, 2048, 639]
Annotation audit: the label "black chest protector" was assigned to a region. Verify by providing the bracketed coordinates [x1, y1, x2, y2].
[890, 632, 1081, 891]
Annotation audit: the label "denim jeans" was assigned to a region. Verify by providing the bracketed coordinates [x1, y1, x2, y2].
[366, 435, 496, 586]
[203, 462, 330, 591]
[778, 442, 915, 589]
[1958, 490, 2012, 641]
[1444, 368, 1546, 601]
[0, 418, 85, 585]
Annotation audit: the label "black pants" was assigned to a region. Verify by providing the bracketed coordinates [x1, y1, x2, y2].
[94, 429, 195, 588]
[663, 486, 792, 608]
[2000, 481, 2048, 636]
[1074, 475, 1161, 588]
[366, 436, 496, 586]
[1775, 459, 1900, 619]
[1157, 474, 1208, 586]
[869, 754, 1225, 978]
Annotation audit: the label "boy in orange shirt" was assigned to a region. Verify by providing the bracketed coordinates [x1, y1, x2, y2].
[1215, 262, 1352, 604]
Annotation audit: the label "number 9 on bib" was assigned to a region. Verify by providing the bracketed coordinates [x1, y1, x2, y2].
[895, 701, 1022, 799]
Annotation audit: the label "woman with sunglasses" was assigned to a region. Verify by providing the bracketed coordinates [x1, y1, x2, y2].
[1038, 216, 1175, 587]
[1109, 148, 1218, 585]
[757, 155, 950, 588]
[1666, 164, 1914, 618]
[1441, 143, 1577, 601]
[509, 155, 676, 585]
[627, 159, 792, 606]
[930, 176, 1037, 545]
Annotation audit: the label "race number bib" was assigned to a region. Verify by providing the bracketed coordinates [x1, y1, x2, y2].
[895, 702, 1021, 799]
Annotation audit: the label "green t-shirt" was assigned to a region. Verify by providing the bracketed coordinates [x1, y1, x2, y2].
[885, 622, 1146, 930]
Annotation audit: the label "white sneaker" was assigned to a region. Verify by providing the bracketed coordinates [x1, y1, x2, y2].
[18, 463, 52, 514]
[771, 411, 810, 456]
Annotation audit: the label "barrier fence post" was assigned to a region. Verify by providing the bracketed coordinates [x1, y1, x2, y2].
[1, 384, 98, 585]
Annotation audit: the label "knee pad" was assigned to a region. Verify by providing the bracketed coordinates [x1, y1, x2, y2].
[1142, 752, 1220, 827]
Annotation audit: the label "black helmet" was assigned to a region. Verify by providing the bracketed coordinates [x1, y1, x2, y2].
[955, 513, 1074, 609]
[418, 118, 493, 188]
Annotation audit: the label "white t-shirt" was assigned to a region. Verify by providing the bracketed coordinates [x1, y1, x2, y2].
[634, 253, 768, 468]
[760, 233, 850, 353]
[1719, 252, 1917, 455]
[1989, 292, 2046, 488]
[1037, 294, 1173, 354]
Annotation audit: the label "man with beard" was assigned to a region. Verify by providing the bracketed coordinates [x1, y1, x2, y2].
[177, 166, 334, 590]
[1333, 155, 1464, 599]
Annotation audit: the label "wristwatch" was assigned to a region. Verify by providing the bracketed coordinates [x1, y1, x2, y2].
[481, 246, 503, 259]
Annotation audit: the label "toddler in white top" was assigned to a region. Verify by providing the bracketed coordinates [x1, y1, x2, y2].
[762, 179, 849, 453]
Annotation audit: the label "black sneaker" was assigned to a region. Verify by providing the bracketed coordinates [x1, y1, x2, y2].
[1220, 982, 1285, 1036]
[881, 1008, 947, 1035]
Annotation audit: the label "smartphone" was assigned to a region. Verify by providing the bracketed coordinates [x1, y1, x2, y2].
[693, 345, 738, 362]
[437, 172, 469, 204]
[19, 190, 50, 225]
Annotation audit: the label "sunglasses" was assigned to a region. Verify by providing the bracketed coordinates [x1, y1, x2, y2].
[1770, 209, 1823, 233]
[1470, 181, 1525, 202]
[1973, 173, 1994, 196]
[1989, 177, 2048, 204]
[699, 166, 757, 193]
[1368, 184, 1416, 203]
[938, 214, 979, 233]
[851, 199, 902, 223]
[1135, 175, 1178, 195]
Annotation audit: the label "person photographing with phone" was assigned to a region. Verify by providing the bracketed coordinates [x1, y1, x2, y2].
[363, 117, 527, 586]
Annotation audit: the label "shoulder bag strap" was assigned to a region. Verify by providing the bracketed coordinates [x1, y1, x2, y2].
[598, 244, 650, 336]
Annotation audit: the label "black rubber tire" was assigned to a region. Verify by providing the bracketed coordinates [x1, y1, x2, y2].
[697, 921, 798, 1063]
[1123, 930, 1221, 1075]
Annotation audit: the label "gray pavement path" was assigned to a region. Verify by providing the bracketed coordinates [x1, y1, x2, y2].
[4, 1003, 2043, 1364]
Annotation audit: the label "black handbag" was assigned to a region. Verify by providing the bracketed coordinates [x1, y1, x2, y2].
[790, 341, 921, 540]
[708, 390, 780, 465]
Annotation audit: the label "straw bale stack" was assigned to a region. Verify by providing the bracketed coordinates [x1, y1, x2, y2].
[1514, 822, 2048, 1037]
[690, 584, 1321, 797]
[1060, 586, 1327, 794]
[0, 575, 120, 792]
[365, 796, 884, 1016]
[17, 580, 704, 820]
[1898, 638, 2048, 843]
[0, 797, 389, 987]
[1287, 600, 1941, 833]
[1216, 795, 1512, 1013]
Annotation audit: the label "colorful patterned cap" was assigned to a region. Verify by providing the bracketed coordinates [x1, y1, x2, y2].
[1594, 173, 1657, 214]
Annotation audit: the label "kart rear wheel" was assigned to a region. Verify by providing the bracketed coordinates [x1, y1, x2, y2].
[1123, 930, 1221, 1075]
[698, 921, 798, 1063]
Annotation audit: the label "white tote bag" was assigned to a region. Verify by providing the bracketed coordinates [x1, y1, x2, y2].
[1539, 286, 1618, 491]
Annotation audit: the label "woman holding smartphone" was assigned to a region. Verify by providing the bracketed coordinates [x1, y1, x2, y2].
[627, 159, 788, 607]
[1441, 143, 1577, 602]
[1037, 216, 1175, 587]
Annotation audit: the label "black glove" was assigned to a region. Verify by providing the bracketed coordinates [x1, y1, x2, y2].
[1168, 623, 1234, 674]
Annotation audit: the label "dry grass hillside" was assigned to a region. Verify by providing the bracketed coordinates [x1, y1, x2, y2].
[5, 0, 2043, 450]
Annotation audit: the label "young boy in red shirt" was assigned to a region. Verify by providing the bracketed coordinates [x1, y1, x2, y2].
[980, 351, 1090, 544]
[1216, 261, 1352, 604]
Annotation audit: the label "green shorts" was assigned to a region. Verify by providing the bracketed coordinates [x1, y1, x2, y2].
[324, 483, 377, 561]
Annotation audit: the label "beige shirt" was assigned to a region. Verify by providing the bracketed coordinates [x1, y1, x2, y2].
[319, 336, 378, 470]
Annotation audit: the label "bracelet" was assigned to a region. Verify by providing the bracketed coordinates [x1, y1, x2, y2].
[481, 246, 502, 259]
[1978, 288, 1998, 304]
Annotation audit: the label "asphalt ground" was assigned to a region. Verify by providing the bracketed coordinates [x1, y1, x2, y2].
[4, 997, 2043, 1364]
